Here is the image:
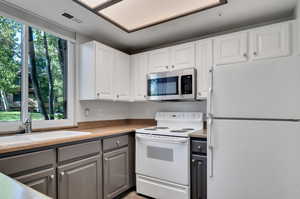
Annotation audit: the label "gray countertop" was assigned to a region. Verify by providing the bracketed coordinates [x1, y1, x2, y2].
[0, 173, 51, 199]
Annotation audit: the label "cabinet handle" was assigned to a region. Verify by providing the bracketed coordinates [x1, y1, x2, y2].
[116, 94, 119, 98]
[197, 145, 201, 150]
[60, 172, 65, 177]
[97, 93, 100, 97]
[49, 175, 55, 180]
[253, 52, 258, 56]
[243, 53, 248, 58]
[192, 159, 196, 163]
[171, 65, 175, 69]
[198, 92, 201, 96]
[144, 95, 147, 98]
[198, 161, 203, 166]
[165, 66, 169, 69]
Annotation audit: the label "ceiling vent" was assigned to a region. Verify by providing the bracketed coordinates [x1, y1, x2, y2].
[61, 12, 83, 23]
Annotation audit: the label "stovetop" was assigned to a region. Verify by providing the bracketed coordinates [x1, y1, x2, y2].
[136, 126, 200, 137]
[136, 112, 204, 137]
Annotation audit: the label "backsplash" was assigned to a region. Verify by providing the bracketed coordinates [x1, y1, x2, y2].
[78, 100, 206, 122]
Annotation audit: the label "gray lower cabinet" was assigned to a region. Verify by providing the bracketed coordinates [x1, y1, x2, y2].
[15, 168, 56, 198]
[191, 138, 207, 199]
[58, 155, 102, 199]
[103, 147, 129, 199]
[191, 155, 207, 199]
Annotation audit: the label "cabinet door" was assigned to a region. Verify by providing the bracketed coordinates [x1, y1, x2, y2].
[148, 48, 170, 73]
[95, 43, 114, 100]
[191, 155, 207, 199]
[114, 51, 131, 101]
[171, 42, 196, 70]
[214, 32, 248, 65]
[58, 156, 102, 199]
[196, 39, 213, 99]
[250, 22, 290, 60]
[79, 42, 97, 100]
[103, 147, 129, 199]
[131, 53, 148, 101]
[16, 168, 56, 198]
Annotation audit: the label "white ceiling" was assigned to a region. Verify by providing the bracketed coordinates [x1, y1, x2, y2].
[5, 0, 297, 53]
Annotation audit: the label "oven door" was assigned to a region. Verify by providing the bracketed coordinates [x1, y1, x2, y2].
[147, 73, 180, 101]
[136, 134, 190, 185]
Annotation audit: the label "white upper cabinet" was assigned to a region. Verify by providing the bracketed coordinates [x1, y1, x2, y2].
[171, 42, 196, 70]
[250, 22, 290, 60]
[196, 39, 213, 99]
[214, 32, 248, 66]
[95, 43, 115, 100]
[131, 53, 148, 101]
[114, 51, 131, 101]
[79, 41, 130, 101]
[79, 41, 114, 101]
[148, 48, 170, 73]
[79, 41, 96, 100]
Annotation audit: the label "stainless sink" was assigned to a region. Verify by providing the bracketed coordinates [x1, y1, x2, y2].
[0, 131, 91, 148]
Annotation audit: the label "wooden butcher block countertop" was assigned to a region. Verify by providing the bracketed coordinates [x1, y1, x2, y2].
[189, 129, 207, 139]
[0, 119, 155, 155]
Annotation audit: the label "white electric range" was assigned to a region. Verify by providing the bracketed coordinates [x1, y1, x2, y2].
[135, 112, 204, 199]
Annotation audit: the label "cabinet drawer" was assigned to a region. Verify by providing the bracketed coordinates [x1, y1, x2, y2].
[191, 140, 207, 154]
[58, 140, 101, 163]
[0, 149, 55, 176]
[103, 135, 128, 152]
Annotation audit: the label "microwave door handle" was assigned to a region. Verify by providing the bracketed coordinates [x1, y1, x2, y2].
[179, 75, 182, 96]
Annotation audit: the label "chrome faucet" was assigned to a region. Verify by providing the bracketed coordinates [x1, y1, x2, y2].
[23, 115, 32, 134]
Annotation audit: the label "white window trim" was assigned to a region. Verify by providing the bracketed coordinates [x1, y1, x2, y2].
[0, 16, 76, 134]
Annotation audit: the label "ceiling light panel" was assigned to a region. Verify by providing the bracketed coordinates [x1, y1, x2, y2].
[77, 0, 113, 9]
[74, 0, 227, 32]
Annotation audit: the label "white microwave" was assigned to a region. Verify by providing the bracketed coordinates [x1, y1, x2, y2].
[147, 68, 196, 101]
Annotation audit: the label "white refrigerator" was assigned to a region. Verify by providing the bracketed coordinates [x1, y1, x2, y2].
[207, 56, 300, 199]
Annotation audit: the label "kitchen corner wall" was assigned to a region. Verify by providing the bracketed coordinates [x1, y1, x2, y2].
[76, 34, 207, 122]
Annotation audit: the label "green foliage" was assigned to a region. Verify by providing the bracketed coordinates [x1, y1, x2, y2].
[0, 16, 22, 93]
[30, 28, 67, 118]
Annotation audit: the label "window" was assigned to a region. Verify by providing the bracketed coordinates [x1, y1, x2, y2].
[28, 27, 68, 121]
[0, 15, 74, 132]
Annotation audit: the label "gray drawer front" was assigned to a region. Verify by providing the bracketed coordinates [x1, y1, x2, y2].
[58, 140, 101, 163]
[191, 140, 207, 154]
[0, 149, 55, 176]
[103, 135, 128, 152]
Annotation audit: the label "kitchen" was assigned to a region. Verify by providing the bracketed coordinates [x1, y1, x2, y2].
[0, 0, 299, 199]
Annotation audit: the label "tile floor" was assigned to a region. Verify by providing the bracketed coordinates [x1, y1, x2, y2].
[122, 191, 148, 199]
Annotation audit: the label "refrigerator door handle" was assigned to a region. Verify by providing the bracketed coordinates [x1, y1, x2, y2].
[208, 68, 213, 116]
[207, 115, 214, 178]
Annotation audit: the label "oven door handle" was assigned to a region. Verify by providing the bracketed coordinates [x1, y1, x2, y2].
[136, 134, 188, 144]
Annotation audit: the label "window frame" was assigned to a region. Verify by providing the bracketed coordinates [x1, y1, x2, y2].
[0, 11, 76, 133]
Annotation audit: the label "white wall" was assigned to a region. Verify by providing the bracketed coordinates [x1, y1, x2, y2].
[128, 101, 207, 119]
